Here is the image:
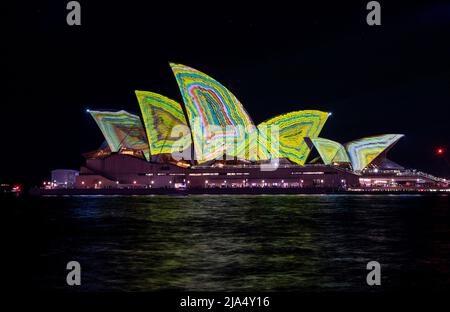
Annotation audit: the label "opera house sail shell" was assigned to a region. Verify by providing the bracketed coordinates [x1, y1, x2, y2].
[257, 111, 330, 165]
[310, 137, 350, 165]
[88, 109, 150, 161]
[345, 134, 404, 171]
[170, 63, 258, 163]
[135, 91, 191, 157]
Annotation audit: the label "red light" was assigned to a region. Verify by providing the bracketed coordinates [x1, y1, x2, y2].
[436, 147, 444, 156]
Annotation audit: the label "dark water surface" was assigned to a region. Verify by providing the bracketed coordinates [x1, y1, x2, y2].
[4, 194, 450, 291]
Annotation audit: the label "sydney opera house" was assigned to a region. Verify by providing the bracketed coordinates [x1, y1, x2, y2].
[62, 63, 447, 193]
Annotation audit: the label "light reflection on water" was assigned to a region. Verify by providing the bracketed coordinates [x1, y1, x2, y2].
[6, 194, 450, 291]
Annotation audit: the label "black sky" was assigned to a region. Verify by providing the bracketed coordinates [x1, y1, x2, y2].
[5, 0, 450, 185]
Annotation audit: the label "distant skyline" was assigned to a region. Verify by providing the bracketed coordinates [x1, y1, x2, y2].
[5, 1, 450, 185]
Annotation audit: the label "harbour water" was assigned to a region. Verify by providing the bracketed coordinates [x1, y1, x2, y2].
[4, 194, 450, 291]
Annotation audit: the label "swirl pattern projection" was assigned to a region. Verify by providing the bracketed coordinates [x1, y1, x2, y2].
[89, 110, 150, 161]
[88, 63, 402, 170]
[170, 63, 257, 163]
[135, 91, 191, 156]
[345, 134, 404, 171]
[311, 137, 350, 165]
[257, 111, 330, 165]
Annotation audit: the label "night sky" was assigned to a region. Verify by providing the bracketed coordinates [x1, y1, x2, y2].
[5, 0, 450, 185]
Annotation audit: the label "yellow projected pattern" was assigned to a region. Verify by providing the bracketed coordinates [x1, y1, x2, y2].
[345, 134, 404, 171]
[89, 110, 150, 161]
[257, 110, 329, 164]
[135, 91, 191, 156]
[311, 137, 350, 165]
[170, 63, 257, 163]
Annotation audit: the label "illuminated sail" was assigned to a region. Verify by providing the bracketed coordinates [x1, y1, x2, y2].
[170, 63, 256, 163]
[88, 110, 150, 160]
[257, 110, 330, 164]
[135, 91, 191, 156]
[311, 137, 350, 165]
[345, 134, 404, 171]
